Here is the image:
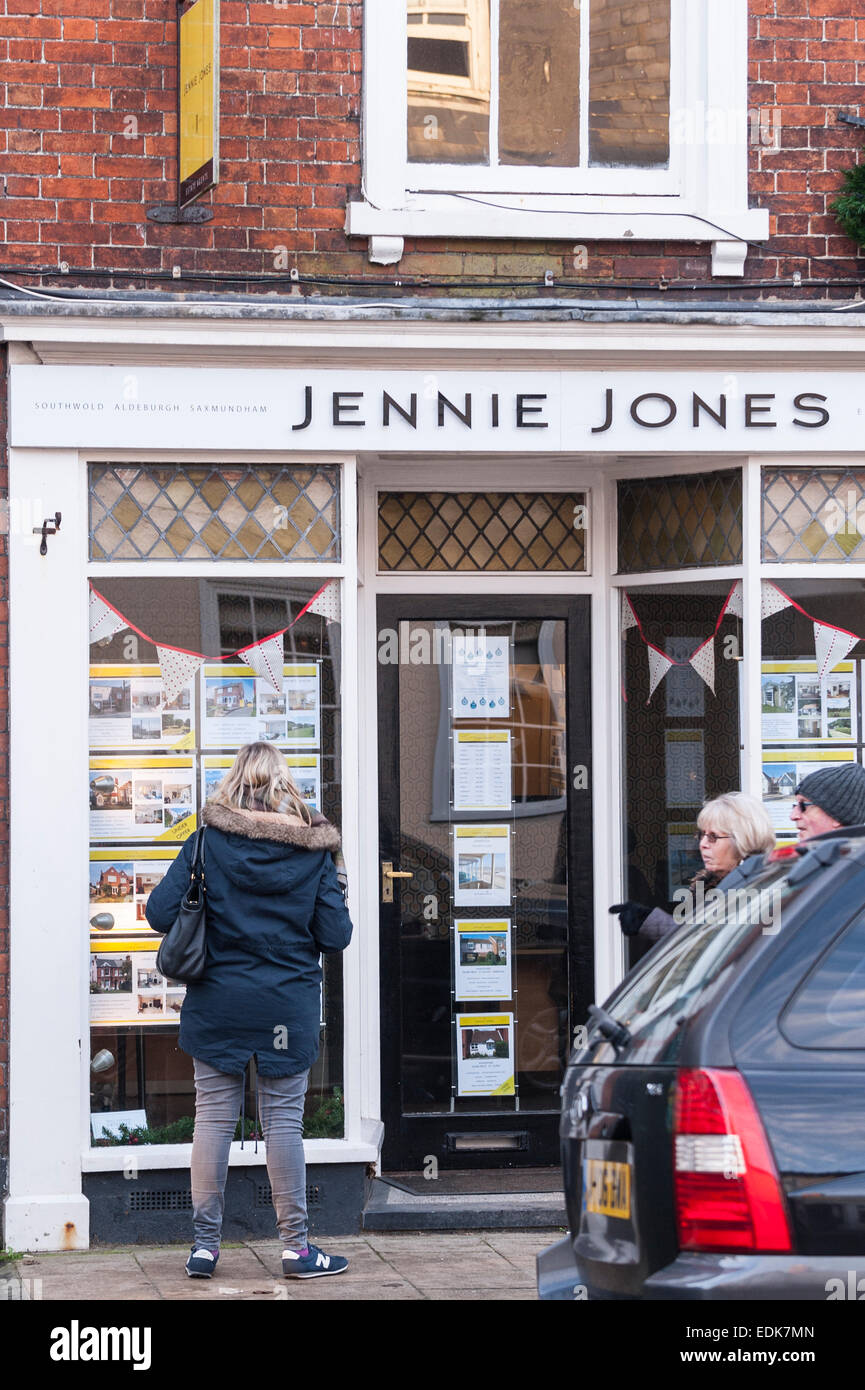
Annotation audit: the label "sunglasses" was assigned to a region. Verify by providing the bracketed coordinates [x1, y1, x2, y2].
[794, 799, 816, 814]
[697, 831, 730, 846]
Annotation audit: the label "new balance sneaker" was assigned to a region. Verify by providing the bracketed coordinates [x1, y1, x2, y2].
[185, 1247, 219, 1278]
[281, 1244, 348, 1279]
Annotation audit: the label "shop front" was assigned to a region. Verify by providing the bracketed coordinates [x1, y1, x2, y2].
[3, 310, 864, 1248]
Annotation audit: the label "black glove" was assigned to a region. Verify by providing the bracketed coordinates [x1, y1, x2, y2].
[609, 902, 652, 936]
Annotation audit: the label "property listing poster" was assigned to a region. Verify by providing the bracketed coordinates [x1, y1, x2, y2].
[666, 824, 701, 899]
[453, 825, 511, 906]
[762, 746, 860, 837]
[452, 730, 512, 813]
[456, 1013, 515, 1096]
[89, 937, 186, 1026]
[664, 729, 706, 808]
[200, 663, 320, 748]
[201, 753, 321, 810]
[454, 920, 512, 1002]
[88, 664, 196, 750]
[89, 756, 197, 841]
[761, 660, 857, 743]
[452, 635, 510, 717]
[89, 846, 181, 938]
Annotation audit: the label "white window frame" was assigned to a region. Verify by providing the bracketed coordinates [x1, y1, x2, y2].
[347, 0, 769, 276]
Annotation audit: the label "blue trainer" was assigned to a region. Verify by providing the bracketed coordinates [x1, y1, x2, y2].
[282, 1243, 348, 1279]
[185, 1247, 219, 1278]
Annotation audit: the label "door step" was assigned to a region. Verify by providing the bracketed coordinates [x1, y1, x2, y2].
[362, 1174, 567, 1231]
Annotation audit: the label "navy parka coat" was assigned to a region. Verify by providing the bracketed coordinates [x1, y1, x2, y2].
[145, 800, 353, 1076]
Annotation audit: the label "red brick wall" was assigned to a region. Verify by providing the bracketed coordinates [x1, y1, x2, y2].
[0, 2, 863, 294]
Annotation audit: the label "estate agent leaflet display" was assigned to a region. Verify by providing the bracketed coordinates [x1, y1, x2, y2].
[447, 633, 518, 1098]
[761, 659, 864, 840]
[87, 656, 324, 1034]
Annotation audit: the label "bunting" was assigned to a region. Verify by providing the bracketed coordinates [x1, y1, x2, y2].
[688, 637, 716, 696]
[88, 583, 319, 700]
[156, 646, 206, 705]
[89, 589, 128, 644]
[300, 579, 341, 625]
[623, 578, 865, 702]
[238, 633, 284, 695]
[647, 646, 675, 703]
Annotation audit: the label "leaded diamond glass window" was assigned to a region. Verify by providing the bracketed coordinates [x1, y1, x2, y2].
[89, 465, 341, 562]
[617, 471, 742, 574]
[377, 492, 587, 572]
[762, 468, 865, 563]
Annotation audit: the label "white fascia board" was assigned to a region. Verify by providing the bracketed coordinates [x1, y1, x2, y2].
[346, 198, 770, 247]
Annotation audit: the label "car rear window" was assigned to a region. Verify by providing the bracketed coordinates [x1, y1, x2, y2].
[781, 913, 865, 1050]
[594, 863, 801, 1062]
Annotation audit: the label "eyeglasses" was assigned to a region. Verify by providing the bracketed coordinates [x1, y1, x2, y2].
[697, 832, 730, 846]
[794, 799, 816, 814]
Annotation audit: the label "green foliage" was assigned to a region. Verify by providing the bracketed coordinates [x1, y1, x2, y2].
[303, 1086, 344, 1139]
[831, 159, 865, 247]
[91, 1090, 346, 1145]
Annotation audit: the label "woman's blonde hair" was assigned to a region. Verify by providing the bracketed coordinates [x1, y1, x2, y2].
[209, 741, 313, 823]
[697, 792, 775, 859]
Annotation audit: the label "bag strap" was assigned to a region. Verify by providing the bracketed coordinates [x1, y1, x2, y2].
[189, 826, 206, 884]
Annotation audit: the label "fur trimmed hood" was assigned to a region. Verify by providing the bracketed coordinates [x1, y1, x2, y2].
[202, 799, 341, 853]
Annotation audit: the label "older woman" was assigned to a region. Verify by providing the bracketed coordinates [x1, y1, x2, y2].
[611, 792, 776, 946]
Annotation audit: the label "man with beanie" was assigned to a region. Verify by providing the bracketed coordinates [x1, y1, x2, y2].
[790, 763, 865, 841]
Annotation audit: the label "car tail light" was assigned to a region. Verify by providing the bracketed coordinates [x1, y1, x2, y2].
[673, 1069, 792, 1253]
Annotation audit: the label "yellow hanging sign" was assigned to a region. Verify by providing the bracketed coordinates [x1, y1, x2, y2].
[179, 0, 219, 207]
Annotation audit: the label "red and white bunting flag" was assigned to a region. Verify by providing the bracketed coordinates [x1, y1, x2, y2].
[621, 593, 639, 635]
[689, 638, 716, 696]
[156, 646, 205, 705]
[307, 580, 340, 624]
[814, 621, 858, 680]
[647, 646, 675, 703]
[239, 633, 284, 695]
[761, 581, 793, 621]
[723, 580, 744, 620]
[89, 590, 128, 644]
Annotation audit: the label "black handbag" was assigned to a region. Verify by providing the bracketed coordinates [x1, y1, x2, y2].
[156, 827, 208, 985]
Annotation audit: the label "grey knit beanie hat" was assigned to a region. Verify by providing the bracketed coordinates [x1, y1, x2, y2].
[795, 763, 865, 827]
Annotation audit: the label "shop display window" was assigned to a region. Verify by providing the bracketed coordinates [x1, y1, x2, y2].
[621, 581, 742, 969]
[87, 576, 344, 1145]
[761, 578, 865, 846]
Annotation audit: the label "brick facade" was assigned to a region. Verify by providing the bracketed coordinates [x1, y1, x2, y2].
[0, 342, 7, 1204]
[0, 0, 863, 296]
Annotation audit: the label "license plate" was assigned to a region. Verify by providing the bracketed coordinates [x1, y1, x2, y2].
[583, 1157, 632, 1220]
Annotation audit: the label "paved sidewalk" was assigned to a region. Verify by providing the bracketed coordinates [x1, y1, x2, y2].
[3, 1230, 550, 1300]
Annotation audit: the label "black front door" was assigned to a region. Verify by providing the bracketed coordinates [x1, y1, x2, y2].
[378, 596, 593, 1170]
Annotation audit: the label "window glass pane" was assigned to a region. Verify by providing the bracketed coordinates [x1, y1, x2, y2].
[589, 0, 671, 168]
[762, 467, 865, 564]
[498, 0, 580, 167]
[617, 471, 742, 573]
[89, 464, 341, 562]
[407, 0, 491, 164]
[782, 917, 865, 1051]
[89, 577, 344, 1145]
[379, 491, 587, 571]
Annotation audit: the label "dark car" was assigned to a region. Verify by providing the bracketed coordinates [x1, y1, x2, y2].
[538, 830, 865, 1300]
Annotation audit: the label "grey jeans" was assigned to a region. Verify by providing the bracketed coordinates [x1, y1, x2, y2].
[190, 1057, 309, 1250]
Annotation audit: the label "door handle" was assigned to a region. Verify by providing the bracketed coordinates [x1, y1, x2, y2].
[381, 862, 414, 903]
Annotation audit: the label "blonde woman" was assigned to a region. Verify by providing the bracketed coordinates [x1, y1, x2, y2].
[146, 741, 353, 1281]
[611, 792, 776, 944]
